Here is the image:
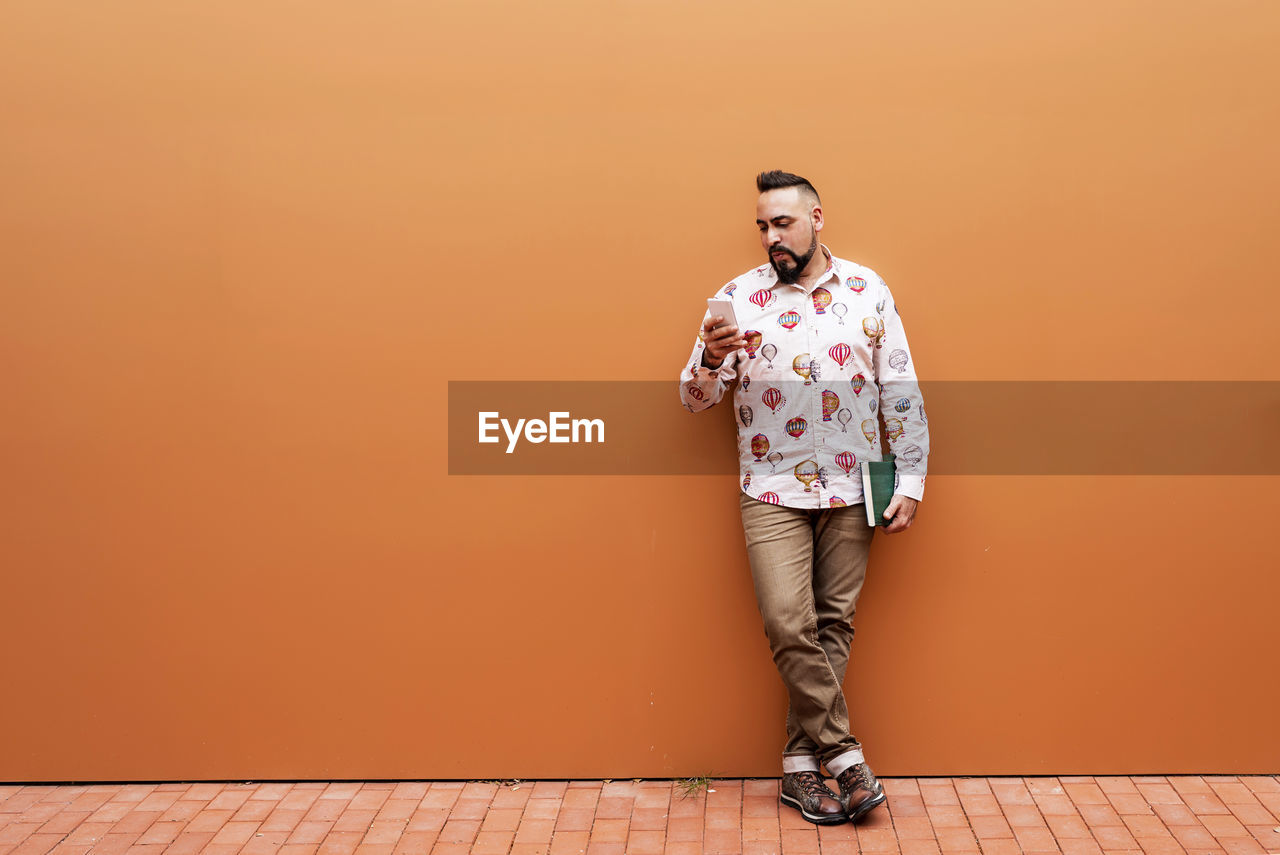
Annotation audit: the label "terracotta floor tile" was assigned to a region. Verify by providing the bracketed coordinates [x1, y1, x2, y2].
[1125, 814, 1174, 838]
[739, 817, 778, 842]
[954, 778, 993, 795]
[471, 829, 514, 854]
[1046, 813, 1093, 839]
[974, 838, 1022, 855]
[626, 829, 666, 855]
[548, 830, 589, 854]
[1225, 804, 1274, 826]
[1004, 804, 1049, 827]
[1091, 822, 1139, 849]
[968, 814, 1014, 839]
[1098, 777, 1142, 795]
[925, 805, 968, 828]
[779, 826, 820, 854]
[514, 818, 555, 843]
[1058, 838, 1104, 855]
[1171, 823, 1222, 849]
[1012, 826, 1060, 851]
[589, 818, 629, 843]
[893, 816, 936, 839]
[1152, 804, 1199, 827]
[934, 826, 980, 852]
[1081, 803, 1127, 827]
[1066, 784, 1113, 806]
[1199, 814, 1248, 838]
[701, 827, 741, 854]
[660, 842, 703, 855]
[957, 794, 1002, 816]
[891, 795, 929, 817]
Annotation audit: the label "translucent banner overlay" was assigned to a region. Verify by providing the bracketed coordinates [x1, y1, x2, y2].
[448, 381, 1280, 475]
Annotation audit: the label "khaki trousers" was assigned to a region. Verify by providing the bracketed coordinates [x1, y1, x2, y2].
[739, 491, 875, 771]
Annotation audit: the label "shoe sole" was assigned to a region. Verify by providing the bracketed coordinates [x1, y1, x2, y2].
[846, 790, 888, 823]
[779, 793, 849, 825]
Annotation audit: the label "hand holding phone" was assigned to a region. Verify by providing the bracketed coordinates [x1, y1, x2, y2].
[702, 297, 746, 368]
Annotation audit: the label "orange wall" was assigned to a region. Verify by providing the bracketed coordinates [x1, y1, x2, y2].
[2, 0, 1278, 781]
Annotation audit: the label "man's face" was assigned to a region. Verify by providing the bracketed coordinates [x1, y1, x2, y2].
[757, 187, 820, 285]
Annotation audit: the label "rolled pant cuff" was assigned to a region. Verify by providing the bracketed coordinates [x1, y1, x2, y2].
[782, 755, 822, 774]
[824, 748, 865, 778]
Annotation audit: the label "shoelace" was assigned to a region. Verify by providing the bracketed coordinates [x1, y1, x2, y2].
[794, 771, 831, 800]
[838, 765, 873, 793]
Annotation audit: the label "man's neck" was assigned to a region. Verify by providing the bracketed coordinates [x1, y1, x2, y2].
[795, 245, 832, 290]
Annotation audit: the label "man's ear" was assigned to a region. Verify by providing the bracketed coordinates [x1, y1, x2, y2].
[811, 205, 824, 232]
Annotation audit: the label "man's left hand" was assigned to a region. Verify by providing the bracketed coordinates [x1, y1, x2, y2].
[881, 495, 918, 534]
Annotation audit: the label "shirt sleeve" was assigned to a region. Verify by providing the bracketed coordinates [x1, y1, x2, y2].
[872, 274, 929, 501]
[679, 307, 740, 412]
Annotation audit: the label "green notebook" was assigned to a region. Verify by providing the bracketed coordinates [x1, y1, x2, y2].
[860, 454, 897, 527]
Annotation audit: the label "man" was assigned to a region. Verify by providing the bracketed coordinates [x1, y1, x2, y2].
[679, 171, 929, 825]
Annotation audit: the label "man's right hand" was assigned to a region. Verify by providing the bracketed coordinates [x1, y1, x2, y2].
[701, 316, 747, 368]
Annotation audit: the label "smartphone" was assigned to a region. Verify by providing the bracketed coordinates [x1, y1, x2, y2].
[706, 298, 738, 330]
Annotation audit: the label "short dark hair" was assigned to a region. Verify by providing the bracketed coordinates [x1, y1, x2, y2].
[756, 170, 820, 205]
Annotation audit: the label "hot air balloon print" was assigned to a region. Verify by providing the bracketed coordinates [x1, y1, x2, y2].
[837, 408, 852, 432]
[786, 416, 808, 439]
[742, 375, 751, 391]
[861, 419, 877, 445]
[739, 404, 754, 427]
[812, 287, 832, 314]
[869, 399, 877, 413]
[894, 397, 911, 413]
[791, 353, 813, 385]
[749, 288, 775, 309]
[847, 276, 868, 293]
[850, 374, 866, 396]
[884, 417, 905, 442]
[758, 491, 781, 504]
[821, 390, 840, 421]
[900, 444, 923, 466]
[862, 316, 885, 348]
[761, 343, 777, 367]
[762, 387, 785, 413]
[831, 302, 848, 324]
[686, 383, 704, 401]
[766, 452, 783, 473]
[888, 349, 909, 372]
[876, 298, 886, 314]
[793, 459, 820, 493]
[829, 497, 847, 508]
[751, 433, 770, 461]
[828, 343, 852, 367]
[724, 283, 737, 297]
[778, 310, 801, 331]
[743, 330, 763, 359]
[919, 403, 927, 424]
[834, 451, 857, 475]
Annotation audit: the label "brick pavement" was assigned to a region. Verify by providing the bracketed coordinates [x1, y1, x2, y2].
[1, 776, 1278, 855]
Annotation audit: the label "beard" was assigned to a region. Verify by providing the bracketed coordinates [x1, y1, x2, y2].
[769, 228, 818, 284]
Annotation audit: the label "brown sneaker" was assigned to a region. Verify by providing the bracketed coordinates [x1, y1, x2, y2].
[780, 770, 847, 825]
[835, 762, 887, 822]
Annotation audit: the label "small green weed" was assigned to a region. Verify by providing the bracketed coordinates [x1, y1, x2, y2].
[674, 774, 716, 799]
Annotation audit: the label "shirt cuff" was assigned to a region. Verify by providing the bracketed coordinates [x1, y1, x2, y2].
[895, 474, 925, 502]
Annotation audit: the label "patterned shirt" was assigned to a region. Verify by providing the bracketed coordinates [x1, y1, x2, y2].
[679, 245, 929, 510]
